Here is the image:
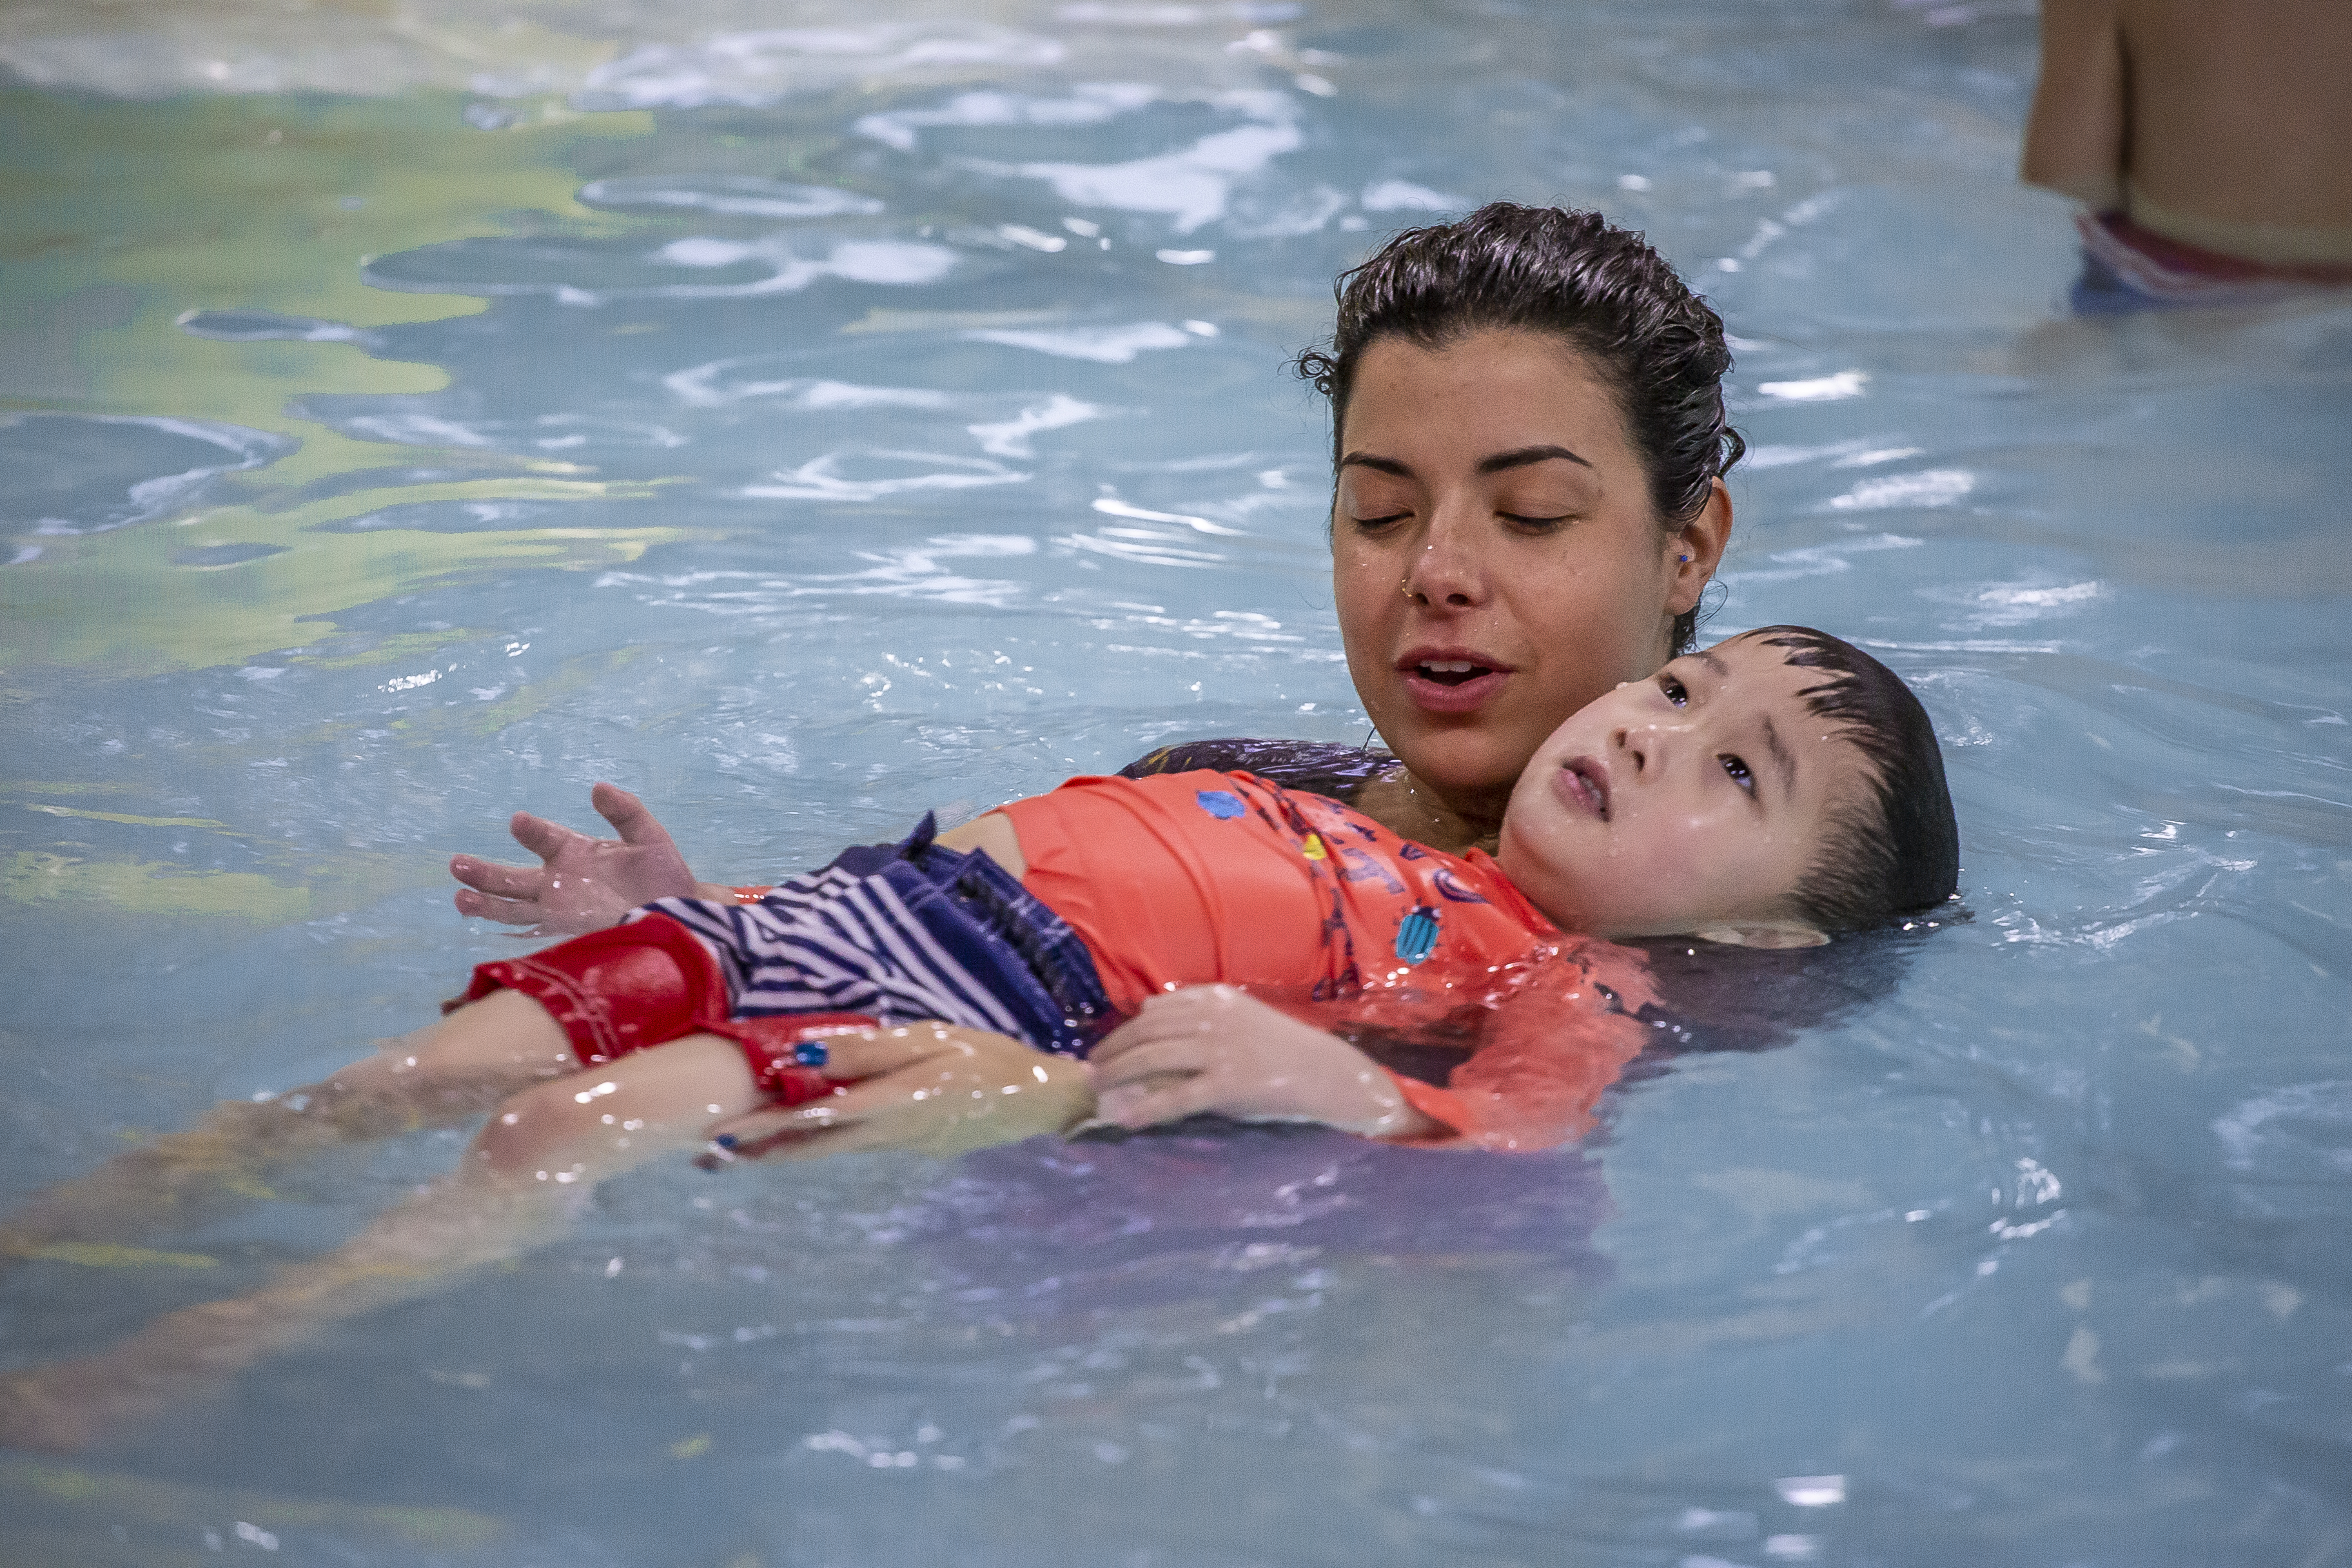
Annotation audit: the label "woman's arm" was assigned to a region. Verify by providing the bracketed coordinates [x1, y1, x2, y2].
[1094, 944, 1659, 1151]
[699, 1021, 1092, 1160]
[1087, 987, 1443, 1140]
[2021, 0, 2129, 211]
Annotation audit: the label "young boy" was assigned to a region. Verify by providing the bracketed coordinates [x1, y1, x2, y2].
[576, 621, 1956, 1153]
[0, 626, 1957, 1450]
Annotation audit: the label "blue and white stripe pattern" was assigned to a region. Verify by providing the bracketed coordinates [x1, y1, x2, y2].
[628, 815, 1109, 1056]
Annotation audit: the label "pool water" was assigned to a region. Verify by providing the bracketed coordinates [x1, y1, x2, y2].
[5, 0, 2350, 1561]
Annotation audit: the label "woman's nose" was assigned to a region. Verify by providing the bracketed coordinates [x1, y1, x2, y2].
[1400, 505, 1488, 608]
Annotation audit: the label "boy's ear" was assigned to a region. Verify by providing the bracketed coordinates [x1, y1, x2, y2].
[1692, 921, 1831, 950]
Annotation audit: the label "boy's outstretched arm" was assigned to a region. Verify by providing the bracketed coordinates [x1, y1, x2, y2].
[450, 782, 737, 934]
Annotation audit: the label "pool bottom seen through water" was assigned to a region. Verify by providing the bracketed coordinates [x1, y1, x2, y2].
[3, 0, 2351, 1561]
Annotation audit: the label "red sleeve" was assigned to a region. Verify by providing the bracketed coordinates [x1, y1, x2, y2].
[1384, 938, 1657, 1152]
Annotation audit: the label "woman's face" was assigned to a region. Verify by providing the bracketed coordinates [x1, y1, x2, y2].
[1331, 329, 1726, 820]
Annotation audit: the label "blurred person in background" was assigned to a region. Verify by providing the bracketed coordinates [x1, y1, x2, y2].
[2022, 0, 2352, 310]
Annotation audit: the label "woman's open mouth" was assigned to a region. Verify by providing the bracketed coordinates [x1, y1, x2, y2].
[1398, 652, 1511, 713]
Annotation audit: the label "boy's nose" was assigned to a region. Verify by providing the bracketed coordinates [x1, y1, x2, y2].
[1613, 715, 1693, 775]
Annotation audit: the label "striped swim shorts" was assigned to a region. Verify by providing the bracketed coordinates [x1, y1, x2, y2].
[635, 814, 1113, 1056]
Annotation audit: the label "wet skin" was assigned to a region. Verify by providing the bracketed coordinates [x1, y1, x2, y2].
[1496, 634, 1872, 940]
[1331, 329, 1731, 851]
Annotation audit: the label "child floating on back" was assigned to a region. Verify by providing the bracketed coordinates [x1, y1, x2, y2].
[0, 625, 1957, 1450]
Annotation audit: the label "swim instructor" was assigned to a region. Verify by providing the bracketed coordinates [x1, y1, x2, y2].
[449, 202, 1742, 929]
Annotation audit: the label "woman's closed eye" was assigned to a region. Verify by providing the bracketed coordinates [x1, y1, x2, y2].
[1348, 508, 1413, 529]
[1497, 508, 1572, 530]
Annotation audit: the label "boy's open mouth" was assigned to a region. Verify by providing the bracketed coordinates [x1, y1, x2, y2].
[1557, 757, 1610, 820]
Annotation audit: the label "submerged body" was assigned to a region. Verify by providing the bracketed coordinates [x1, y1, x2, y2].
[0, 629, 1947, 1451]
[2025, 0, 2352, 299]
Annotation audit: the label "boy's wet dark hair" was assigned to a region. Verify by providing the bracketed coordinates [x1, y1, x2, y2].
[1737, 625, 1962, 931]
[1296, 201, 1744, 655]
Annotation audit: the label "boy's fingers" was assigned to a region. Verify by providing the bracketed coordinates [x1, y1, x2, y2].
[450, 856, 542, 900]
[592, 783, 672, 846]
[508, 812, 582, 862]
[452, 887, 542, 925]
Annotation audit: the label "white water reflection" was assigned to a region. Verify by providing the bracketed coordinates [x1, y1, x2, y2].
[577, 175, 886, 219]
[962, 321, 1200, 361]
[580, 25, 1069, 111]
[739, 450, 1029, 501]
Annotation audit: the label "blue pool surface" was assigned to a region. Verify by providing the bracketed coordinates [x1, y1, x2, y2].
[3, 0, 2350, 1562]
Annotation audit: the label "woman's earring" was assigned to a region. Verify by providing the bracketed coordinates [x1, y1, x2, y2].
[1678, 553, 1692, 564]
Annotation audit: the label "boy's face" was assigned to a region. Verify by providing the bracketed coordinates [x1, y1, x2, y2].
[1495, 635, 1872, 939]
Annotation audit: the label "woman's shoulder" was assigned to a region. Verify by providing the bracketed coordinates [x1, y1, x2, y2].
[1117, 737, 1399, 802]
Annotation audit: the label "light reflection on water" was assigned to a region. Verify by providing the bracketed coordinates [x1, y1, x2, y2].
[3, 0, 2351, 1562]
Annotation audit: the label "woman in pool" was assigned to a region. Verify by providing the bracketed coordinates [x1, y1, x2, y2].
[445, 201, 1743, 1145]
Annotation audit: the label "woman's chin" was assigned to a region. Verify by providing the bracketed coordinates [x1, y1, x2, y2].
[1394, 757, 1516, 816]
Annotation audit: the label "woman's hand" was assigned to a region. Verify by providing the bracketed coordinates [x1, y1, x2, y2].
[702, 1023, 1094, 1162]
[1087, 986, 1440, 1139]
[450, 782, 710, 935]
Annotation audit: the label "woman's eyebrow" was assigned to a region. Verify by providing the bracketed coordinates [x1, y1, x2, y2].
[1476, 444, 1594, 474]
[1337, 451, 1412, 476]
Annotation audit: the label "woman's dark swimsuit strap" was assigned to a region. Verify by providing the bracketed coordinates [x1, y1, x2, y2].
[1116, 737, 1397, 802]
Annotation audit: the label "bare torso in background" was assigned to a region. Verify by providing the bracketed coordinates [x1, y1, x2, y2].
[2022, 0, 2352, 265]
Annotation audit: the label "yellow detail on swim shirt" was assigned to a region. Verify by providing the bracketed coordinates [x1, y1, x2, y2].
[1301, 834, 1327, 861]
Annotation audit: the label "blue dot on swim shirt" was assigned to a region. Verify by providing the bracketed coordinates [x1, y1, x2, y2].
[1195, 789, 1246, 819]
[1394, 905, 1440, 965]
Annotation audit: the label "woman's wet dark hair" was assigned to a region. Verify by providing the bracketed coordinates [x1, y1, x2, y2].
[1737, 626, 1962, 932]
[1296, 201, 1745, 655]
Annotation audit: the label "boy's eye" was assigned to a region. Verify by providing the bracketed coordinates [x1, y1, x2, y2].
[1658, 675, 1688, 706]
[1720, 753, 1755, 793]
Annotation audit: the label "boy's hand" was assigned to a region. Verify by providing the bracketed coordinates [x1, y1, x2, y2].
[1088, 986, 1440, 1140]
[450, 782, 706, 935]
[702, 1023, 1094, 1161]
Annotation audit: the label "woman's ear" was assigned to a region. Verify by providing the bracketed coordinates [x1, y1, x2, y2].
[1692, 920, 1831, 950]
[1666, 477, 1734, 615]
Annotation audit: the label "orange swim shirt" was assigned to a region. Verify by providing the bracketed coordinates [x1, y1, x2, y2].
[997, 770, 1656, 1150]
